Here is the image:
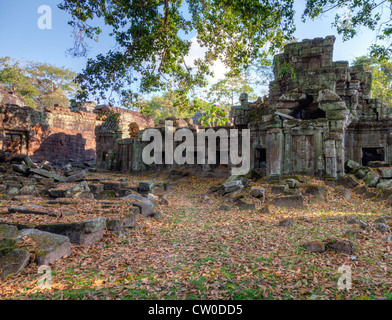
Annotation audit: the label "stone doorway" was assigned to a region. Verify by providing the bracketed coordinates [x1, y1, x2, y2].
[362, 147, 385, 166]
[254, 148, 267, 170]
[3, 131, 27, 154]
[292, 135, 315, 174]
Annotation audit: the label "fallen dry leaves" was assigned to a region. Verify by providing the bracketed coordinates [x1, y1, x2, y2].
[0, 172, 391, 300]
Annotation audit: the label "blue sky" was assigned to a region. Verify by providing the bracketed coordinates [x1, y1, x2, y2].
[0, 0, 383, 97]
[0, 0, 115, 72]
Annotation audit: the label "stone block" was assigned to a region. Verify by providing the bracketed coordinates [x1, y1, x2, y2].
[36, 217, 107, 245]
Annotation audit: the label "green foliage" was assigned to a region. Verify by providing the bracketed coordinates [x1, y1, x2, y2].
[0, 57, 79, 109]
[58, 0, 296, 107]
[199, 104, 229, 127]
[207, 74, 258, 107]
[135, 91, 200, 123]
[352, 55, 392, 106]
[276, 61, 295, 80]
[302, 0, 392, 60]
[96, 109, 120, 124]
[57, 0, 392, 110]
[0, 57, 40, 108]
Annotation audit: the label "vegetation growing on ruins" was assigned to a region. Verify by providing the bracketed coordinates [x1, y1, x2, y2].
[276, 62, 296, 81]
[96, 109, 120, 123]
[96, 109, 121, 132]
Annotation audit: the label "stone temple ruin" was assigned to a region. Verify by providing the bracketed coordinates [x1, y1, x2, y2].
[2, 35, 392, 281]
[1, 36, 392, 181]
[0, 85, 153, 165]
[95, 35, 392, 180]
[232, 35, 392, 180]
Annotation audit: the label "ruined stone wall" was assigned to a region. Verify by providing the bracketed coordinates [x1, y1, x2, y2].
[96, 123, 241, 177]
[94, 105, 155, 138]
[269, 36, 374, 118]
[269, 36, 336, 105]
[95, 132, 119, 168]
[345, 120, 392, 165]
[94, 35, 392, 179]
[29, 108, 98, 163]
[0, 84, 26, 107]
[0, 104, 98, 163]
[0, 99, 154, 164]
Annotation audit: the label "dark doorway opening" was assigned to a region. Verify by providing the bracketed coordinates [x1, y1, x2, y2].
[362, 147, 385, 166]
[102, 151, 108, 164]
[290, 95, 326, 120]
[254, 148, 267, 169]
[4, 131, 26, 154]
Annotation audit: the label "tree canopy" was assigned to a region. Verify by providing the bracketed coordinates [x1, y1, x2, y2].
[58, 0, 296, 108]
[207, 75, 258, 108]
[58, 0, 392, 110]
[352, 55, 392, 106]
[0, 57, 79, 109]
[136, 92, 208, 123]
[303, 0, 392, 59]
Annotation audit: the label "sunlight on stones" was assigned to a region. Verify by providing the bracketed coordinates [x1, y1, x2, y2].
[0, 36, 392, 300]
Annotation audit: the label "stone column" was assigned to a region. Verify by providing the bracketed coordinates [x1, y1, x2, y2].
[335, 136, 345, 177]
[131, 140, 143, 172]
[266, 129, 284, 178]
[95, 134, 102, 167]
[282, 129, 292, 175]
[324, 139, 337, 179]
[353, 132, 361, 164]
[344, 130, 354, 163]
[314, 130, 324, 174]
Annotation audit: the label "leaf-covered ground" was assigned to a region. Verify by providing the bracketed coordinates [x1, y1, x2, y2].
[1, 172, 391, 300]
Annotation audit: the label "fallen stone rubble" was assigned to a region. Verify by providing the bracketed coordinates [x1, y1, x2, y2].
[205, 170, 392, 249]
[0, 151, 164, 279]
[1, 151, 392, 280]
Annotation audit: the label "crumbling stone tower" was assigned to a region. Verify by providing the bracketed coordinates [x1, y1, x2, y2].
[232, 36, 392, 179]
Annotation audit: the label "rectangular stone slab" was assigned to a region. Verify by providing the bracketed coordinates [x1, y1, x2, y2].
[17, 229, 71, 266]
[8, 206, 61, 218]
[28, 168, 66, 182]
[0, 249, 30, 279]
[36, 217, 107, 245]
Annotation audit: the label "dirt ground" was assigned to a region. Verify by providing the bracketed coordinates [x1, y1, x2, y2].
[1, 171, 391, 300]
